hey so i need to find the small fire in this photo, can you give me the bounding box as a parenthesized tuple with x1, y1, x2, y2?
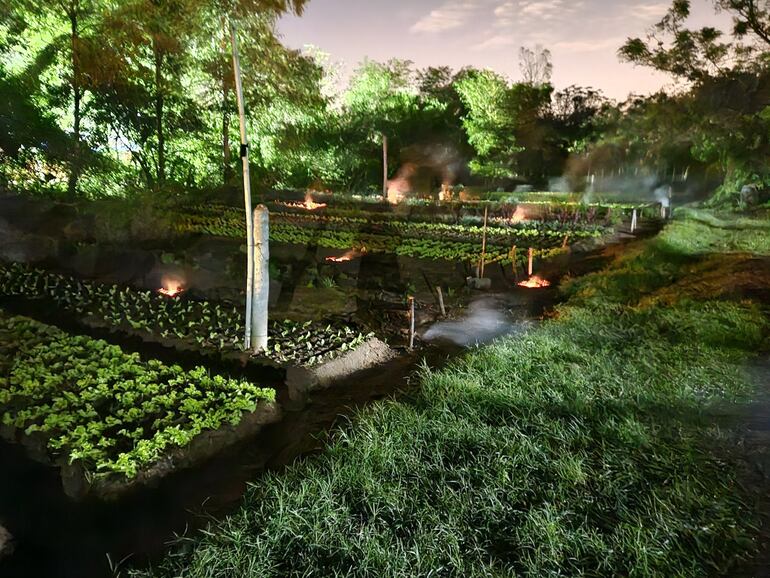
(509, 206, 528, 224)
(326, 248, 366, 263)
(518, 275, 551, 289)
(158, 284, 183, 297)
(282, 194, 327, 211)
(158, 275, 185, 297)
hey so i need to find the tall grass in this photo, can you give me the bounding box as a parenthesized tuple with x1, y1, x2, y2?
(139, 214, 770, 578)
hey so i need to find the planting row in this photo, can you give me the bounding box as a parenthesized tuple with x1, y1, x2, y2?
(253, 191, 655, 218)
(0, 264, 371, 367)
(0, 310, 275, 481)
(274, 211, 607, 244)
(177, 212, 574, 264)
(184, 201, 616, 234)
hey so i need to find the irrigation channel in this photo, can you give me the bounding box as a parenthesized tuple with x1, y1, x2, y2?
(0, 227, 649, 578)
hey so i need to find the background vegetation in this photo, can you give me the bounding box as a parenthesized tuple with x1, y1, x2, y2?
(1, 0, 768, 202)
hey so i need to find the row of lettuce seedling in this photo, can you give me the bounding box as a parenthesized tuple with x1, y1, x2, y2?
(177, 213, 577, 265)
(0, 311, 276, 480)
(180, 204, 610, 244)
(0, 264, 371, 367)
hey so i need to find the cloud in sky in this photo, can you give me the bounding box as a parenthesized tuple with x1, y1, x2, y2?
(410, 0, 482, 33)
(464, 0, 676, 52)
(278, 0, 732, 100)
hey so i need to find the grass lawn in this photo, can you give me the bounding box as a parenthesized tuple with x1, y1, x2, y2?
(139, 210, 770, 577)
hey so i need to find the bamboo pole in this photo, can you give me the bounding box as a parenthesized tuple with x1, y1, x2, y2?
(230, 20, 255, 350)
(479, 205, 489, 278)
(382, 134, 388, 199)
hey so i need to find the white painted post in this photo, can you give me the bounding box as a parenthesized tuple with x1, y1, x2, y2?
(230, 20, 255, 350)
(251, 206, 270, 353)
(631, 208, 638, 233)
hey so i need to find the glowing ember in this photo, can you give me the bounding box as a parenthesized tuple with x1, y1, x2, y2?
(158, 286, 182, 297)
(282, 194, 327, 211)
(325, 248, 365, 263)
(517, 275, 551, 289)
(509, 206, 527, 224)
(158, 281, 184, 297)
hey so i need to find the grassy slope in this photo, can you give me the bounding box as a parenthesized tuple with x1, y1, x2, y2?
(141, 211, 770, 578)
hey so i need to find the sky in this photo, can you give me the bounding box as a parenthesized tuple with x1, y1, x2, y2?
(278, 0, 733, 101)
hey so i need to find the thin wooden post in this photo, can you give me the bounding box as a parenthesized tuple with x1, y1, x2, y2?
(631, 208, 638, 233)
(382, 134, 388, 198)
(479, 205, 489, 278)
(436, 286, 446, 317)
(408, 296, 415, 349)
(562, 234, 570, 248)
(230, 20, 254, 350)
(511, 246, 518, 280)
(528, 247, 534, 277)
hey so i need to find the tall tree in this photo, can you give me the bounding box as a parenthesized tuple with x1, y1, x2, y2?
(519, 44, 553, 85)
(619, 0, 770, 199)
(7, 0, 106, 196)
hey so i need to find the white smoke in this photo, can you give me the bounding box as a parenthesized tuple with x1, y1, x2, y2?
(422, 298, 533, 347)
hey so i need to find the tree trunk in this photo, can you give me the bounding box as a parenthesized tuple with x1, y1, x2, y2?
(67, 4, 81, 197)
(154, 41, 165, 186)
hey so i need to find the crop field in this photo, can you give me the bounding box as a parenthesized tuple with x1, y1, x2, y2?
(4, 0, 770, 574)
(0, 311, 275, 482)
(174, 199, 630, 266)
(0, 264, 371, 367)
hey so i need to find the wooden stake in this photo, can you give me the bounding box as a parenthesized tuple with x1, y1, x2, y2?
(382, 134, 388, 199)
(562, 234, 570, 248)
(528, 247, 534, 277)
(511, 246, 518, 280)
(631, 208, 638, 233)
(408, 296, 415, 350)
(479, 205, 489, 278)
(436, 286, 446, 317)
(230, 20, 255, 350)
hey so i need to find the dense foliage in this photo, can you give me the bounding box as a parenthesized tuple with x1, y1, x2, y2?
(1, 0, 768, 199)
(0, 311, 275, 479)
(616, 0, 770, 203)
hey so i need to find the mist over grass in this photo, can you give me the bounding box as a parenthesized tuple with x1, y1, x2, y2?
(139, 212, 770, 578)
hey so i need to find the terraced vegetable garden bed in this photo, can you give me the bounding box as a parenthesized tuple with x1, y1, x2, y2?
(0, 311, 279, 499)
(0, 264, 372, 368)
(254, 190, 660, 221)
(176, 205, 589, 266)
